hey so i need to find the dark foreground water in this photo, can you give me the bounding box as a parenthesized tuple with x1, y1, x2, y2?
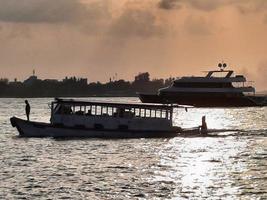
(0, 98, 266, 199)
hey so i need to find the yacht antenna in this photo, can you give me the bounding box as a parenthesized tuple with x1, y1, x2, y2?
(218, 62, 227, 71)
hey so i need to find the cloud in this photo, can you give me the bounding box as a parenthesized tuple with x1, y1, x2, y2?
(0, 0, 168, 38)
(241, 61, 267, 91)
(158, 0, 227, 11)
(256, 61, 267, 88)
(237, 0, 267, 15)
(187, 0, 228, 11)
(184, 16, 213, 35)
(158, 0, 182, 10)
(0, 0, 109, 24)
(158, 0, 267, 13)
(108, 9, 165, 38)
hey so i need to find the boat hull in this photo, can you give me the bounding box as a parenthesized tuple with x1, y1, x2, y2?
(10, 117, 180, 138)
(138, 93, 267, 107)
(138, 93, 167, 104)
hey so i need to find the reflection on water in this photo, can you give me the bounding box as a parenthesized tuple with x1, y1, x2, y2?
(0, 97, 266, 199)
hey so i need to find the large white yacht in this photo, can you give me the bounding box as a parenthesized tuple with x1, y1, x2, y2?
(139, 63, 267, 107)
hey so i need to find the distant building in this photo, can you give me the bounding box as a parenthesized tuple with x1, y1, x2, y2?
(79, 78, 88, 85)
(23, 75, 38, 86)
(23, 69, 39, 86)
(63, 76, 87, 85)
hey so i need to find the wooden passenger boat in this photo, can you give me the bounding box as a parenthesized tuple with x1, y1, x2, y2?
(10, 99, 183, 138)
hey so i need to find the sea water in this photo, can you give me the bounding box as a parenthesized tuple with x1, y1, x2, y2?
(0, 97, 266, 199)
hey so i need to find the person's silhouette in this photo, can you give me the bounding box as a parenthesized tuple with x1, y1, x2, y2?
(200, 116, 207, 135)
(25, 100, 31, 121)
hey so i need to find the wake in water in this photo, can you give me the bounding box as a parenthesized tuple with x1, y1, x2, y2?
(179, 128, 267, 137)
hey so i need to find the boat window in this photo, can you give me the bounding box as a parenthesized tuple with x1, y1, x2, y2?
(86, 109, 92, 116)
(54, 102, 172, 120)
(135, 108, 140, 117)
(101, 106, 107, 116)
(112, 108, 118, 117)
(96, 106, 102, 115)
(140, 109, 145, 117)
(54, 104, 73, 115)
(113, 108, 132, 118)
(90, 105, 94, 115)
(173, 82, 233, 88)
(75, 110, 84, 115)
(152, 109, 156, 118)
(161, 110, 166, 118)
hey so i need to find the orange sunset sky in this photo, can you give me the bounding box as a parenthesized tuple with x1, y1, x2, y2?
(0, 0, 266, 90)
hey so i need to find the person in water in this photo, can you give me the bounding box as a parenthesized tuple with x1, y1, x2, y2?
(25, 100, 31, 121)
(200, 115, 208, 135)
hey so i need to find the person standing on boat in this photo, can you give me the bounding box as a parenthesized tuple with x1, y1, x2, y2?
(25, 100, 31, 121)
(200, 116, 208, 135)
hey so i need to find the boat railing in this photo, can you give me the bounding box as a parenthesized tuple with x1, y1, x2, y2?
(233, 80, 254, 87)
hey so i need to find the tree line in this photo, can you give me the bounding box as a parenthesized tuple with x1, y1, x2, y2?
(0, 73, 175, 98)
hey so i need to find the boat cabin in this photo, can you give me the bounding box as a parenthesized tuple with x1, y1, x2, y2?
(50, 99, 176, 131)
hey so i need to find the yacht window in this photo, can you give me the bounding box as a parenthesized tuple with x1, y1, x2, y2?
(173, 82, 233, 88)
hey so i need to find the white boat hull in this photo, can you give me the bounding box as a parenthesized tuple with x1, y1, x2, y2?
(10, 117, 180, 138)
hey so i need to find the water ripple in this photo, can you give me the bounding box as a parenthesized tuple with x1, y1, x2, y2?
(0, 97, 266, 199)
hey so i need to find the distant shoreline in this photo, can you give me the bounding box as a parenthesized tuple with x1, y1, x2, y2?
(0, 72, 172, 99)
(0, 94, 139, 98)
(1, 92, 266, 99)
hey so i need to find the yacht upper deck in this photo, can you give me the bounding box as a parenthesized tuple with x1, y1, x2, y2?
(175, 70, 246, 83)
(175, 63, 248, 83)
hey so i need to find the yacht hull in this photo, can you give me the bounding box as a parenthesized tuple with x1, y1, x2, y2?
(139, 93, 267, 107)
(10, 117, 180, 138)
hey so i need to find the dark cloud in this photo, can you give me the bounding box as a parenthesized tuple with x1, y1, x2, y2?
(158, 0, 225, 11)
(0, 0, 109, 24)
(0, 0, 167, 38)
(109, 9, 165, 38)
(157, 0, 267, 12)
(158, 0, 182, 10)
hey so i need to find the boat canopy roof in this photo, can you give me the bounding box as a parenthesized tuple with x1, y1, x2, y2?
(52, 98, 178, 110)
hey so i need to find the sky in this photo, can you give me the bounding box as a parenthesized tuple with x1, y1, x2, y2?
(0, 0, 266, 90)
